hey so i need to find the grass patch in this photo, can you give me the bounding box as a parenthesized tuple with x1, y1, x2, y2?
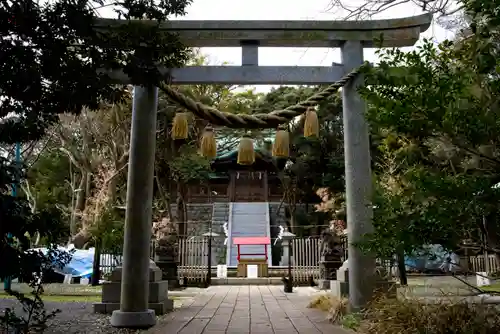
(0, 291, 181, 303)
(2, 283, 102, 296)
(360, 297, 500, 334)
(341, 313, 362, 330)
(309, 293, 500, 333)
(480, 282, 500, 292)
(0, 292, 101, 303)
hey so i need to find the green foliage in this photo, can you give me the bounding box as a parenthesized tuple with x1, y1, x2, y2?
(340, 313, 361, 331)
(1, 1, 192, 145)
(1, 246, 73, 333)
(262, 86, 345, 195)
(2, 0, 192, 330)
(169, 145, 212, 185)
(26, 149, 72, 211)
(89, 203, 124, 253)
(358, 0, 500, 258)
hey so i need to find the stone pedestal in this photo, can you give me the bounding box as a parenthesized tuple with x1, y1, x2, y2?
(317, 258, 343, 290)
(93, 264, 174, 315)
(156, 255, 180, 289)
(279, 242, 292, 266)
(329, 260, 398, 299)
(331, 260, 349, 297)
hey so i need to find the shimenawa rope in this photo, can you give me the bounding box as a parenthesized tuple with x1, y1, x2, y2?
(159, 62, 368, 129)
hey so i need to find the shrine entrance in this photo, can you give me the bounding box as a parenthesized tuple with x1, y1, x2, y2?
(98, 13, 434, 327)
(229, 171, 268, 202)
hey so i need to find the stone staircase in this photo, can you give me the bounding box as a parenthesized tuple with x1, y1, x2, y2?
(227, 203, 271, 267)
(210, 203, 229, 265)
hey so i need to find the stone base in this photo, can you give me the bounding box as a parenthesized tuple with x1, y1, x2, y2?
(94, 299, 174, 315)
(319, 259, 342, 281)
(110, 309, 156, 328)
(317, 279, 331, 290)
(156, 260, 180, 289)
(330, 281, 349, 297)
(101, 280, 169, 303)
(110, 265, 162, 282)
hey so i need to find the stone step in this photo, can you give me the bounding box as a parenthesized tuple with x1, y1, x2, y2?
(211, 277, 283, 285)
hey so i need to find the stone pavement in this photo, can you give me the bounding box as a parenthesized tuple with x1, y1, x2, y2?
(150, 286, 351, 334)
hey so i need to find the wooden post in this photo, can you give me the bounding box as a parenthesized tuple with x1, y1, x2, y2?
(264, 171, 269, 202)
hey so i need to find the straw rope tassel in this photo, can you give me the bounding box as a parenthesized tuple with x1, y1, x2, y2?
(303, 108, 319, 138)
(237, 134, 255, 165)
(171, 112, 189, 140)
(272, 126, 290, 158)
(200, 126, 217, 159)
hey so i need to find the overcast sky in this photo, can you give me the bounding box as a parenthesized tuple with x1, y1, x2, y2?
(102, 2, 455, 61)
(178, 0, 452, 66)
(97, 1, 456, 91)
(181, 1, 452, 91)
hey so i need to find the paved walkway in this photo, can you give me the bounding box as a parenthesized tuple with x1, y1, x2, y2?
(152, 286, 350, 334)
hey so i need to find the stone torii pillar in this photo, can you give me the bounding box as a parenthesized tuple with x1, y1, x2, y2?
(110, 86, 159, 328)
(341, 41, 374, 311)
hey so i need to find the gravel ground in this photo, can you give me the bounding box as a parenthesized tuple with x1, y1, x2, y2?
(0, 299, 173, 334)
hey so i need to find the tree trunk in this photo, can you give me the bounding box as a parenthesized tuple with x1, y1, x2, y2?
(155, 171, 173, 220)
(288, 207, 297, 234)
(484, 216, 500, 273)
(107, 176, 118, 202)
(176, 185, 187, 237)
(396, 249, 408, 285)
(172, 140, 188, 237)
(70, 172, 88, 239)
(75, 172, 87, 212)
(91, 241, 101, 286)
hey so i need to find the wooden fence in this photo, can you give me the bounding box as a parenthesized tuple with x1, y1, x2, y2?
(469, 254, 499, 273)
(101, 238, 500, 285)
(100, 253, 123, 276)
(99, 242, 156, 277)
(178, 237, 209, 283)
(291, 237, 321, 283)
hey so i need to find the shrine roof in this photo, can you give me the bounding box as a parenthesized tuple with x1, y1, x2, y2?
(233, 236, 271, 245)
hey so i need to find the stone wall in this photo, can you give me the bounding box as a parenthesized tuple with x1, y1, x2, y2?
(170, 203, 213, 236)
(269, 202, 287, 265)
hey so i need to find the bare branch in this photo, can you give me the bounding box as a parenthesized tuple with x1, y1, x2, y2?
(327, 0, 463, 22)
(59, 147, 85, 171)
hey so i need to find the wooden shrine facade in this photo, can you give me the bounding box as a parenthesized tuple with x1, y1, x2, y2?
(185, 150, 285, 203)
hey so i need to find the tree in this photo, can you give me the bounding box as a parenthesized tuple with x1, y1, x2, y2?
(1, 0, 192, 328)
(57, 99, 132, 245)
(326, 0, 469, 33)
(326, 0, 463, 19)
(23, 146, 72, 215)
(357, 0, 500, 264)
(252, 85, 346, 235)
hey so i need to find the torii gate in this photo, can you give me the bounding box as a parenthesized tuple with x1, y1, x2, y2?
(97, 14, 432, 327)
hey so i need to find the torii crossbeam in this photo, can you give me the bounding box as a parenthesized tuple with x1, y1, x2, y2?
(100, 14, 432, 328)
(95, 14, 431, 85)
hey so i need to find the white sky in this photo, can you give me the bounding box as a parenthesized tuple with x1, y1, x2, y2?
(101, 0, 455, 92)
(179, 0, 451, 66)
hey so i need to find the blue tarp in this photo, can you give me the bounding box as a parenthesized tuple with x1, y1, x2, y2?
(31, 245, 95, 278)
(404, 244, 460, 272)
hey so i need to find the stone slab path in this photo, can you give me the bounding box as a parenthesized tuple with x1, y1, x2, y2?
(149, 286, 351, 334)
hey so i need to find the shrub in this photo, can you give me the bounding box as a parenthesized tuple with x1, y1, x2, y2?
(307, 294, 348, 323)
(360, 297, 500, 334)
